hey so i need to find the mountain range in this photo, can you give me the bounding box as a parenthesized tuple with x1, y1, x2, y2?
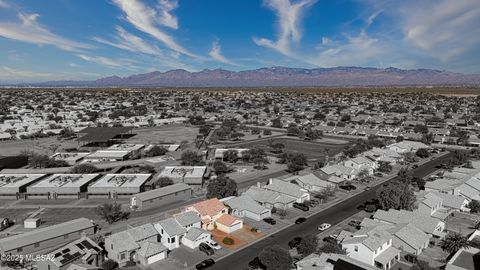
(28, 66, 480, 87)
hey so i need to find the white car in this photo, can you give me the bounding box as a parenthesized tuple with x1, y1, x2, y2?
(205, 239, 221, 250)
(318, 223, 331, 231)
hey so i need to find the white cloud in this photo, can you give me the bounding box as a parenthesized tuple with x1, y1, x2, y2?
(254, 0, 317, 56)
(0, 0, 9, 8)
(157, 0, 179, 29)
(0, 13, 90, 52)
(208, 40, 239, 66)
(77, 54, 133, 68)
(112, 0, 197, 58)
(310, 30, 388, 67)
(93, 26, 162, 55)
(0, 66, 55, 80)
(398, 0, 480, 61)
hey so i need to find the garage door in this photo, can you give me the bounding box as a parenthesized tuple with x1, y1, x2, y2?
(230, 222, 242, 232)
(147, 252, 166, 264)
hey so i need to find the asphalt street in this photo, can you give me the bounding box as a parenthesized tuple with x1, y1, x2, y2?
(209, 151, 454, 270)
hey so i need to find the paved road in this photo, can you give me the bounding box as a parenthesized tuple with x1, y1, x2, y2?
(209, 152, 454, 270)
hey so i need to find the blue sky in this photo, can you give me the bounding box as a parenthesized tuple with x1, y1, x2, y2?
(0, 0, 479, 82)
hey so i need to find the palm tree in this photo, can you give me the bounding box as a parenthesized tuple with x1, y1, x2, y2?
(439, 232, 470, 254)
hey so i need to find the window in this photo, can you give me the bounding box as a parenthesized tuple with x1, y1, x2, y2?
(120, 252, 126, 260)
(171, 237, 176, 243)
(161, 229, 164, 234)
(354, 246, 358, 252)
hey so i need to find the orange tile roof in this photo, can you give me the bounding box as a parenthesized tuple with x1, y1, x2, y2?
(190, 198, 226, 217)
(216, 214, 241, 226)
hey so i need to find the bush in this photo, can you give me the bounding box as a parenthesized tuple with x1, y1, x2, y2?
(70, 163, 98, 173)
(102, 259, 118, 270)
(223, 237, 235, 245)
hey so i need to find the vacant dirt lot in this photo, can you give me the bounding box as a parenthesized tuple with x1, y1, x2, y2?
(233, 137, 349, 162)
(126, 124, 199, 145)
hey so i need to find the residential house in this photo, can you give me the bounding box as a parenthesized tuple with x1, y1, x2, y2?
(373, 209, 446, 238)
(223, 195, 271, 221)
(321, 164, 358, 181)
(244, 185, 297, 210)
(105, 223, 167, 266)
(182, 195, 243, 235)
(341, 227, 400, 270)
(344, 156, 377, 175)
(264, 179, 310, 203)
(155, 218, 186, 250)
(0, 218, 95, 255)
(280, 173, 334, 193)
(37, 236, 103, 270)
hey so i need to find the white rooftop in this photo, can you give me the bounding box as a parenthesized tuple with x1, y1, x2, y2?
(0, 174, 46, 189)
(90, 174, 151, 188)
(30, 174, 99, 188)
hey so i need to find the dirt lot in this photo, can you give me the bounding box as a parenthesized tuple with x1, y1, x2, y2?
(211, 225, 263, 250)
(0, 137, 78, 156)
(126, 125, 199, 145)
(232, 137, 350, 162)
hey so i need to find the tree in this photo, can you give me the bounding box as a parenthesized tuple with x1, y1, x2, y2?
(223, 150, 239, 163)
(468, 200, 480, 213)
(414, 124, 429, 134)
(411, 260, 436, 270)
(181, 150, 204, 165)
(146, 145, 168, 157)
(102, 259, 119, 270)
(318, 242, 346, 254)
(416, 148, 430, 158)
(287, 153, 308, 173)
(312, 186, 336, 203)
(199, 125, 211, 136)
(271, 143, 285, 153)
(297, 234, 318, 256)
(213, 160, 229, 175)
(377, 161, 392, 173)
(287, 123, 301, 136)
(439, 232, 469, 254)
(206, 175, 237, 199)
(156, 177, 174, 188)
(272, 118, 282, 128)
(70, 163, 98, 173)
(258, 245, 292, 270)
(376, 180, 416, 210)
(96, 203, 130, 224)
(244, 148, 269, 169)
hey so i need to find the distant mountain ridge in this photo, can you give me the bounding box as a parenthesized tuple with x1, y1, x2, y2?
(29, 66, 480, 87)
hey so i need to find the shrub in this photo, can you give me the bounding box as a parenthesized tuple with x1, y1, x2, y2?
(223, 237, 235, 245)
(101, 259, 118, 270)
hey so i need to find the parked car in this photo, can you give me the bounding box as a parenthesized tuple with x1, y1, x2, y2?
(293, 202, 310, 211)
(374, 172, 383, 177)
(263, 217, 276, 225)
(339, 184, 356, 191)
(318, 223, 331, 231)
(204, 239, 221, 250)
(199, 243, 215, 256)
(348, 220, 361, 227)
(295, 217, 306, 224)
(412, 164, 419, 169)
(365, 185, 371, 190)
(288, 237, 303, 249)
(196, 258, 215, 270)
(248, 257, 266, 269)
